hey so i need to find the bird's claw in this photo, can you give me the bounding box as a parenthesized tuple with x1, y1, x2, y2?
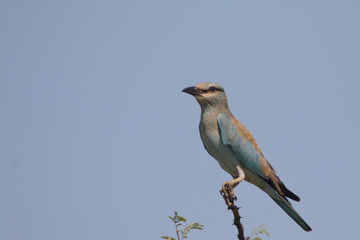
(220, 182, 237, 203)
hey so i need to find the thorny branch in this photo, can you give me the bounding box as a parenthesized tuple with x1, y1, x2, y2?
(220, 185, 247, 240)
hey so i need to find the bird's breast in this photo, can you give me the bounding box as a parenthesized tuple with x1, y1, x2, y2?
(199, 115, 241, 178)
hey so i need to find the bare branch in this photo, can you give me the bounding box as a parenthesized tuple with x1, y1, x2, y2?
(220, 187, 246, 240)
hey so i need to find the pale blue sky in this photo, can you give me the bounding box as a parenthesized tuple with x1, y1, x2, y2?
(1, 1, 360, 240)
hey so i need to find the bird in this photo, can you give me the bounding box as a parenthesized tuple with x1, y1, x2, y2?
(182, 82, 312, 232)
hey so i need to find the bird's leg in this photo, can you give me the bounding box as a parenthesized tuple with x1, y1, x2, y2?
(220, 166, 245, 205)
(220, 178, 241, 202)
(220, 167, 247, 240)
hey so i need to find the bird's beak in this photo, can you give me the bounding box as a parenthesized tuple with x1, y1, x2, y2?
(182, 86, 201, 96)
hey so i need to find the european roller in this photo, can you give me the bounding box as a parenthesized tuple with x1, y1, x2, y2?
(182, 82, 311, 232)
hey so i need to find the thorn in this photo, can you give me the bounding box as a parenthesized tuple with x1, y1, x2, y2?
(230, 205, 239, 210)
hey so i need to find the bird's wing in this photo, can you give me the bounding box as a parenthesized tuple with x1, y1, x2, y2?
(217, 113, 312, 231)
(217, 112, 269, 179)
(217, 113, 300, 201)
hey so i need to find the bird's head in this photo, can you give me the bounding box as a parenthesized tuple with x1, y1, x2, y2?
(182, 82, 229, 110)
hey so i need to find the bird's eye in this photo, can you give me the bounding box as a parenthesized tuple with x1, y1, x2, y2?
(209, 87, 217, 92)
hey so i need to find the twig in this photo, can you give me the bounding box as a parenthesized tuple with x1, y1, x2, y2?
(220, 186, 246, 240)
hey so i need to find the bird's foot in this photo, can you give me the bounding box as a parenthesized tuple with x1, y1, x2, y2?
(220, 181, 237, 204)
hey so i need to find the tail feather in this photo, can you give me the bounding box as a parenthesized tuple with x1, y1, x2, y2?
(270, 167, 301, 202)
(279, 183, 300, 202)
(270, 194, 312, 232)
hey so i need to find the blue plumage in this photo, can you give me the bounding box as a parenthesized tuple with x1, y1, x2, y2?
(218, 113, 263, 177)
(183, 82, 312, 232)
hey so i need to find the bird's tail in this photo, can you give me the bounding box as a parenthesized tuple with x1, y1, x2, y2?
(270, 194, 312, 232)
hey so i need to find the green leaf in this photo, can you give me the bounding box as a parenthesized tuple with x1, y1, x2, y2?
(163, 211, 204, 240)
(161, 236, 175, 240)
(251, 237, 262, 240)
(249, 224, 270, 240)
(177, 216, 186, 222)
